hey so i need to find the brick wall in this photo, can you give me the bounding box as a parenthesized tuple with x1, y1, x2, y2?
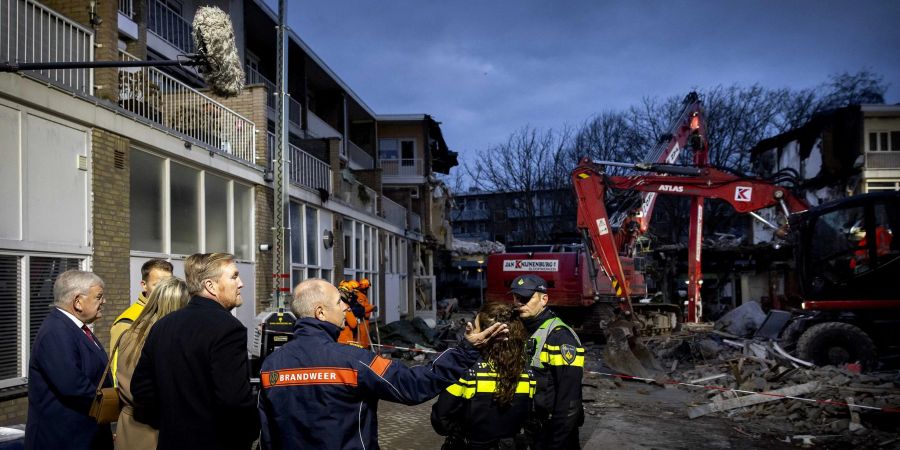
(91, 129, 131, 349)
(210, 85, 269, 166)
(255, 186, 274, 313)
(0, 392, 27, 426)
(42, 1, 118, 100)
(354, 169, 383, 196)
(124, 0, 148, 59)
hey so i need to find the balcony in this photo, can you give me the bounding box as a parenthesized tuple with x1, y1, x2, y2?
(381, 158, 424, 177)
(1, 0, 94, 95)
(865, 151, 900, 170)
(348, 140, 374, 170)
(307, 109, 341, 139)
(245, 65, 275, 111)
(268, 133, 332, 193)
(118, 50, 256, 163)
(381, 196, 408, 229)
(339, 177, 378, 215)
(118, 0, 134, 18)
(147, 0, 194, 55)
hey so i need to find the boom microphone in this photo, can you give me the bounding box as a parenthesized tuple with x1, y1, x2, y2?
(192, 6, 244, 98)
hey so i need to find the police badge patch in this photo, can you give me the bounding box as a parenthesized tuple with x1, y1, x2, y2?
(560, 344, 577, 365)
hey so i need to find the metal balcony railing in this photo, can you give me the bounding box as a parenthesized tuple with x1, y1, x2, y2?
(147, 0, 194, 54)
(381, 158, 424, 177)
(245, 65, 275, 111)
(348, 140, 374, 169)
(381, 196, 408, 229)
(118, 0, 134, 18)
(288, 143, 331, 193)
(288, 95, 302, 127)
(118, 50, 256, 163)
(1, 0, 94, 94)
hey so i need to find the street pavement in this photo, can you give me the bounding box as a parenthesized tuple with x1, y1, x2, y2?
(378, 397, 447, 449)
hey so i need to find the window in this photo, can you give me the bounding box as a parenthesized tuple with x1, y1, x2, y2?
(342, 219, 380, 309)
(205, 173, 229, 252)
(130, 151, 164, 253)
(290, 202, 327, 287)
(867, 181, 900, 192)
(129, 150, 254, 260)
(379, 139, 398, 160)
(233, 183, 254, 260)
(379, 138, 416, 165)
(401, 141, 415, 166)
(868, 131, 900, 152)
(171, 162, 200, 255)
(0, 254, 83, 388)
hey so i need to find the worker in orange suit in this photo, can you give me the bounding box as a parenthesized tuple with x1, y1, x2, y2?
(337, 279, 375, 349)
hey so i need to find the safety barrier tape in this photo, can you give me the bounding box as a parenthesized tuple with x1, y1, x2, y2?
(587, 371, 900, 413)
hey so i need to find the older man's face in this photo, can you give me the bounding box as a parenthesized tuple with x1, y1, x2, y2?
(75, 284, 105, 324)
(319, 285, 349, 329)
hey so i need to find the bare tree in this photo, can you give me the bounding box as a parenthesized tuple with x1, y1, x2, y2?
(465, 125, 572, 243)
(816, 70, 887, 111)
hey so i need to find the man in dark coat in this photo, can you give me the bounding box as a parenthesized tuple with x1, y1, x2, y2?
(132, 253, 259, 450)
(25, 270, 112, 450)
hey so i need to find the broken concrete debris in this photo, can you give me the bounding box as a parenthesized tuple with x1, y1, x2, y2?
(642, 329, 899, 446)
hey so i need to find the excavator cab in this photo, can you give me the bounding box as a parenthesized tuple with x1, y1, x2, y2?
(785, 191, 900, 369)
(793, 191, 900, 300)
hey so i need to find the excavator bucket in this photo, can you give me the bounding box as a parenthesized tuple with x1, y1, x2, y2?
(601, 318, 663, 379)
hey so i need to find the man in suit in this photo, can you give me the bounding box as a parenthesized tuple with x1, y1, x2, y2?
(25, 269, 113, 450)
(132, 253, 259, 450)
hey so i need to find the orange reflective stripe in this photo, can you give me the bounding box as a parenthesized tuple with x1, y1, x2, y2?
(369, 355, 392, 377)
(261, 367, 358, 389)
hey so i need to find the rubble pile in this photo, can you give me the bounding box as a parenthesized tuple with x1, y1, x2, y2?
(646, 332, 900, 447)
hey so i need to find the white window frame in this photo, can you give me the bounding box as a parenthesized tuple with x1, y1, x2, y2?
(867, 130, 900, 152)
(290, 202, 330, 285)
(342, 218, 380, 315)
(0, 252, 87, 388)
(130, 149, 255, 262)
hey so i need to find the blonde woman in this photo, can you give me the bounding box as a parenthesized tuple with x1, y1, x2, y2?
(114, 276, 189, 450)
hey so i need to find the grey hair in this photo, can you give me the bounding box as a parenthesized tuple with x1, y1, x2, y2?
(291, 279, 332, 318)
(53, 270, 104, 307)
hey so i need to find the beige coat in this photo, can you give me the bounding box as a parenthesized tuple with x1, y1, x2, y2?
(114, 331, 158, 450)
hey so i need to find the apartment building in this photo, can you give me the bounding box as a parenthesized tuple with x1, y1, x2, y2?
(0, 0, 456, 423)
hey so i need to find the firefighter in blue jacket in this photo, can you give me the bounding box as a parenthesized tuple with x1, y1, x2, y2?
(510, 274, 585, 449)
(258, 279, 508, 450)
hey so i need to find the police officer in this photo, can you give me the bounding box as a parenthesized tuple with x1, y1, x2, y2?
(258, 279, 508, 450)
(509, 274, 584, 449)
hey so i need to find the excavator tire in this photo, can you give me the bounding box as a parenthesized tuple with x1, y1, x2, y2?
(797, 322, 876, 370)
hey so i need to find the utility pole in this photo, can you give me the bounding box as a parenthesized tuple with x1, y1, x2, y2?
(272, 0, 290, 309)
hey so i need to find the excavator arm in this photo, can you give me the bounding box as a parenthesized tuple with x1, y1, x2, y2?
(573, 158, 808, 322)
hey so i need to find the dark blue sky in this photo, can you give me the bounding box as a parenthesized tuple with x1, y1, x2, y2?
(270, 0, 900, 166)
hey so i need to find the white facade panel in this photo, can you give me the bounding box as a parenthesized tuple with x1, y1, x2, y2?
(24, 114, 88, 246)
(0, 103, 21, 240)
(384, 273, 401, 323)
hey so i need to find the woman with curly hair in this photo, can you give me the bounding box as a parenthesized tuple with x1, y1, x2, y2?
(431, 302, 535, 450)
(114, 277, 190, 450)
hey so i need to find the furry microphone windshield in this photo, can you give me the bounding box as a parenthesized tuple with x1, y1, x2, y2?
(192, 7, 245, 98)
